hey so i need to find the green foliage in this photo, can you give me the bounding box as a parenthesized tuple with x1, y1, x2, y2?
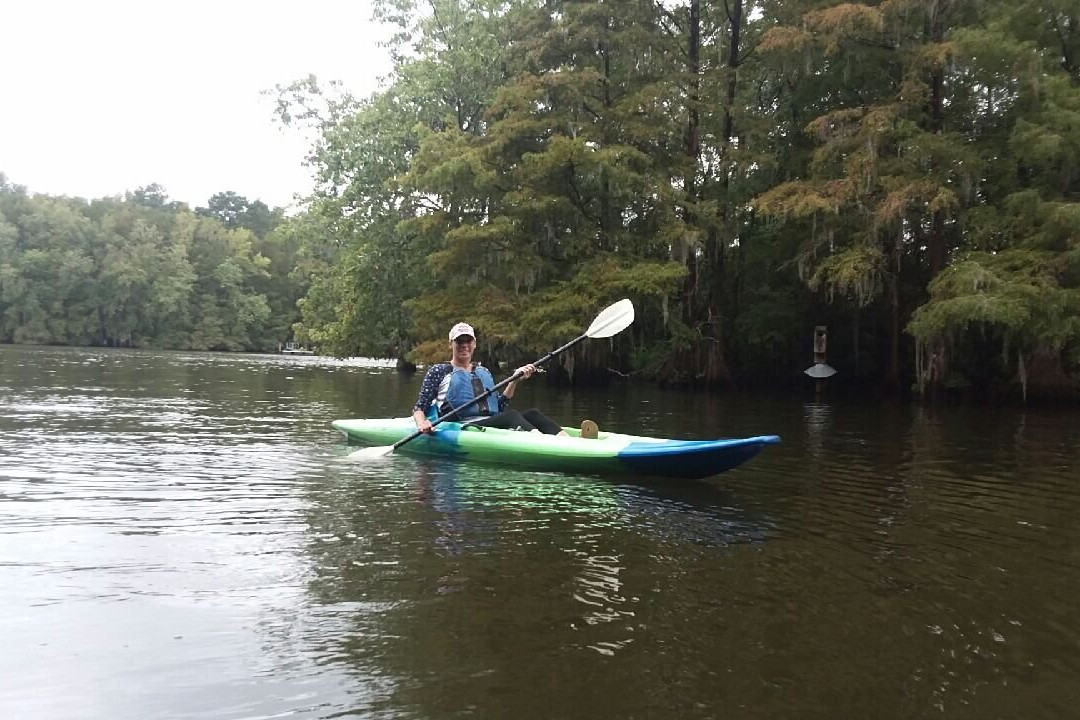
(808, 244, 887, 307)
(261, 0, 1079, 393)
(0, 180, 294, 351)
(198, 191, 283, 236)
(742, 0, 1080, 393)
(909, 251, 1080, 350)
(735, 285, 804, 358)
(12, 0, 1063, 394)
(908, 250, 1080, 395)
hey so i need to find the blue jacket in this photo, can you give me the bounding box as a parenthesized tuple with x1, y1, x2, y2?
(443, 365, 499, 418)
(413, 363, 508, 420)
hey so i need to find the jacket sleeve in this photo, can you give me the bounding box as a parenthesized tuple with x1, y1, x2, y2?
(413, 365, 447, 413)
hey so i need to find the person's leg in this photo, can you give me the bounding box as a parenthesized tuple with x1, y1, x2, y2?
(470, 409, 538, 431)
(520, 408, 566, 436)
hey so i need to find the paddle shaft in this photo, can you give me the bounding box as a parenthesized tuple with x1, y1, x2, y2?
(392, 332, 589, 451)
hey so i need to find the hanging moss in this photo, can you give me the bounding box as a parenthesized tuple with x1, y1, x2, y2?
(908, 251, 1080, 397)
(808, 244, 887, 307)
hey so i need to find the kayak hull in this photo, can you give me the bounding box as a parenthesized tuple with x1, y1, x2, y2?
(332, 418, 780, 480)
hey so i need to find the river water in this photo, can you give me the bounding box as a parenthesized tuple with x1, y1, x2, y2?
(1, 345, 1078, 719)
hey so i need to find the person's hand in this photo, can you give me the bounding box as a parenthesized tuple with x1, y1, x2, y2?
(416, 417, 434, 434)
(515, 364, 537, 380)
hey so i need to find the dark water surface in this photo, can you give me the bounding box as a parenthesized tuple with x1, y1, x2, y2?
(2, 345, 1078, 719)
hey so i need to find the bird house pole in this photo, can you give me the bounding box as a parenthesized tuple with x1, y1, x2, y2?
(804, 325, 837, 399)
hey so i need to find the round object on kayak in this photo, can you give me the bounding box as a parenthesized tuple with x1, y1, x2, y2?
(580, 419, 599, 439)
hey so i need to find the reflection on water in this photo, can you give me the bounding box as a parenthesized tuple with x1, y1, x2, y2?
(2, 346, 1079, 719)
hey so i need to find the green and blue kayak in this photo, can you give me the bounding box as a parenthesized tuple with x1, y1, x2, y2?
(332, 417, 780, 479)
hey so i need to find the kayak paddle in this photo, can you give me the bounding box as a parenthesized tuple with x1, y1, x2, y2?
(348, 298, 635, 460)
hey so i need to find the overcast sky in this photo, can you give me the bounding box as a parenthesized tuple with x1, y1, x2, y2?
(1, 0, 392, 210)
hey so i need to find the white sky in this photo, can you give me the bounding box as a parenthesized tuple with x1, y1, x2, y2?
(1, 0, 393, 210)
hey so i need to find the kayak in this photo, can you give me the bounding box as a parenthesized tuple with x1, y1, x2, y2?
(332, 417, 780, 479)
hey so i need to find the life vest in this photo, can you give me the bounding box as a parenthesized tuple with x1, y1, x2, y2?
(441, 365, 499, 419)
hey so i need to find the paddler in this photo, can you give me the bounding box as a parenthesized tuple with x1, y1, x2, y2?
(411, 322, 568, 436)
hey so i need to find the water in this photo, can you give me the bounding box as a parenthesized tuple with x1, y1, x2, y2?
(1, 345, 1078, 719)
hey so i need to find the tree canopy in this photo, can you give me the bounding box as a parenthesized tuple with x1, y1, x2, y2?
(6, 0, 1080, 400)
(0, 177, 302, 352)
(269, 0, 1079, 399)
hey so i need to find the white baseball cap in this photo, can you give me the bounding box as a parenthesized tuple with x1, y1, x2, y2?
(448, 322, 475, 341)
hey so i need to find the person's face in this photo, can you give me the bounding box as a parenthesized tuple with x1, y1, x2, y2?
(451, 335, 475, 362)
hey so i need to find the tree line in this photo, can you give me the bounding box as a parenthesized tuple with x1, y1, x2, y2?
(0, 180, 304, 352)
(5, 0, 1079, 400)
(271, 0, 1079, 400)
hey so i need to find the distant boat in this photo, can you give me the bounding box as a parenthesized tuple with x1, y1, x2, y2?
(281, 342, 315, 355)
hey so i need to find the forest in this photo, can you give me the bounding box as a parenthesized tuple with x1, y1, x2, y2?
(3, 0, 1080, 400)
(0, 182, 302, 353)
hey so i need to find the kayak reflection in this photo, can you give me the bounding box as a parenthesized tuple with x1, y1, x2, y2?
(408, 458, 771, 554)
(306, 453, 775, 711)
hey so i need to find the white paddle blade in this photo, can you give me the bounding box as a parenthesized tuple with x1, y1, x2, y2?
(585, 298, 635, 338)
(347, 445, 396, 461)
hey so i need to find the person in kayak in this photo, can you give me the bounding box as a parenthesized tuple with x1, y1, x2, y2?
(411, 322, 568, 436)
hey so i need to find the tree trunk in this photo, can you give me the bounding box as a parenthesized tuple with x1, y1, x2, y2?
(600, 37, 614, 251)
(852, 307, 860, 375)
(927, 2, 946, 277)
(722, 0, 742, 146)
(706, 0, 742, 386)
(681, 0, 701, 325)
(888, 234, 902, 391)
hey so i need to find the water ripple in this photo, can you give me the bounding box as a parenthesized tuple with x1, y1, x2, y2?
(3, 347, 1080, 719)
